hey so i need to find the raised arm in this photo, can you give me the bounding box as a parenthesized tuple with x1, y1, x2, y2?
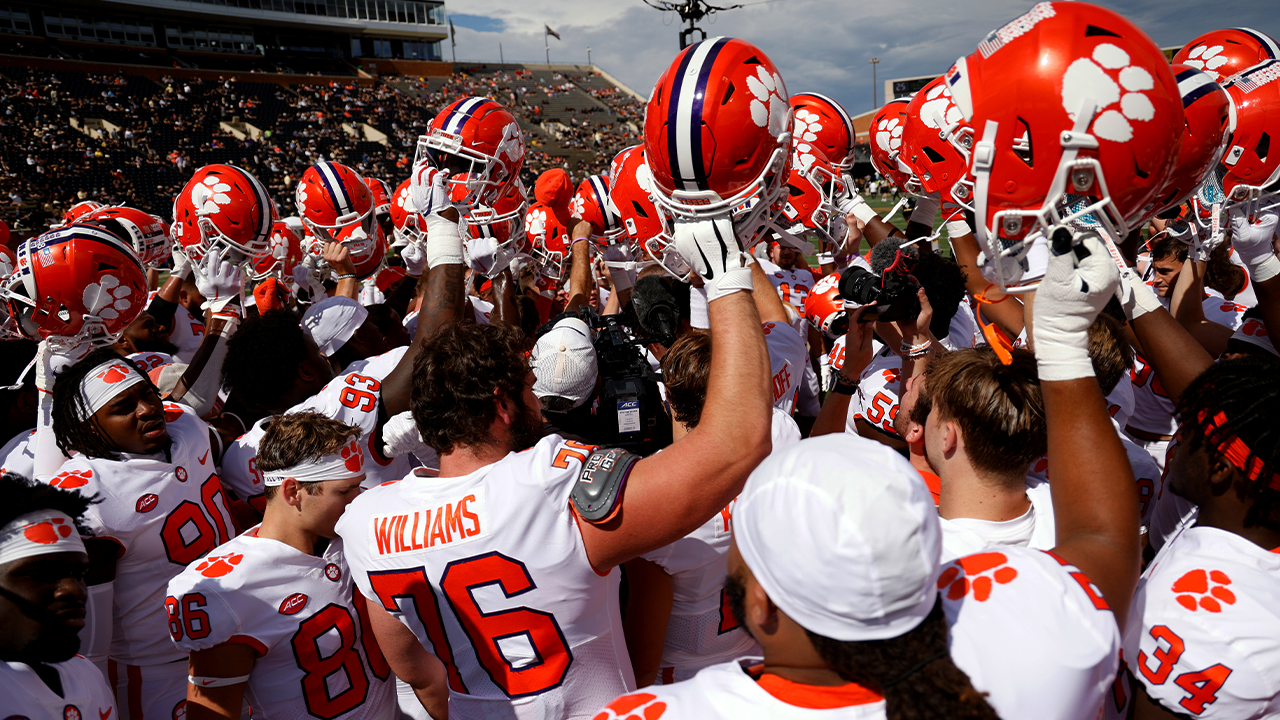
(1229, 207, 1280, 343)
(1035, 229, 1139, 630)
(948, 226, 1025, 338)
(1169, 256, 1233, 357)
(380, 171, 468, 417)
(564, 221, 594, 313)
(1124, 268, 1214, 405)
(577, 218, 772, 571)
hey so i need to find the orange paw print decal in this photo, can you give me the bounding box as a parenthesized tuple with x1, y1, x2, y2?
(50, 470, 93, 489)
(938, 552, 1018, 602)
(340, 440, 364, 473)
(196, 553, 244, 578)
(1172, 569, 1235, 613)
(94, 364, 131, 384)
(164, 403, 184, 423)
(24, 516, 74, 544)
(592, 693, 667, 720)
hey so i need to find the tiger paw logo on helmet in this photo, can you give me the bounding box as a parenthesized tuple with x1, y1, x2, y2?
(1062, 43, 1158, 143)
(792, 110, 824, 173)
(592, 693, 666, 720)
(918, 83, 963, 132)
(192, 175, 234, 214)
(746, 66, 789, 137)
(83, 275, 134, 321)
(1172, 569, 1236, 613)
(196, 553, 244, 578)
(1182, 44, 1230, 80)
(569, 193, 587, 219)
(938, 551, 1018, 602)
(875, 117, 904, 157)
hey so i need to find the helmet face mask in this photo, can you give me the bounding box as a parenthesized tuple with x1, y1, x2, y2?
(417, 98, 525, 211)
(1217, 60, 1280, 213)
(174, 164, 273, 270)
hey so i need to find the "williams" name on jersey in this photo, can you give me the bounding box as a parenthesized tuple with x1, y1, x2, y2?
(370, 491, 488, 556)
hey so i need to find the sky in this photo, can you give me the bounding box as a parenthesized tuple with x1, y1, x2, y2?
(444, 0, 1280, 117)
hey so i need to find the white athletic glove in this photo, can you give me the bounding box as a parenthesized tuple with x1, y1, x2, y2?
(197, 247, 244, 313)
(292, 262, 326, 302)
(1117, 264, 1162, 322)
(401, 241, 427, 277)
(1228, 206, 1280, 283)
(1032, 227, 1120, 381)
(465, 235, 515, 278)
(671, 217, 751, 301)
(381, 411, 432, 458)
(359, 278, 385, 307)
(170, 246, 194, 280)
(411, 165, 455, 218)
(837, 191, 879, 225)
(602, 242, 635, 291)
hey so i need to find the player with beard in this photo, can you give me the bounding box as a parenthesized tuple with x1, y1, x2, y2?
(338, 172, 773, 716)
(0, 473, 117, 718)
(50, 349, 236, 720)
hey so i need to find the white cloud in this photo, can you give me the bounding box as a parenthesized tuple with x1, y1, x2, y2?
(444, 0, 1280, 117)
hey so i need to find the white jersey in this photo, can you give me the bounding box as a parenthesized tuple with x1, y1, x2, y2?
(166, 530, 397, 720)
(757, 260, 818, 316)
(337, 434, 634, 720)
(764, 321, 808, 416)
(853, 350, 903, 438)
(221, 347, 413, 502)
(1026, 434, 1163, 533)
(945, 547, 1121, 720)
(643, 502, 758, 684)
(1123, 525, 1280, 719)
(0, 656, 118, 720)
(1127, 352, 1177, 437)
(938, 480, 1056, 563)
(170, 303, 205, 364)
(54, 402, 234, 665)
(595, 660, 886, 720)
(0, 428, 35, 479)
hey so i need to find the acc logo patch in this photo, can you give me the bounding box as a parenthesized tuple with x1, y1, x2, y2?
(279, 593, 309, 615)
(135, 494, 159, 513)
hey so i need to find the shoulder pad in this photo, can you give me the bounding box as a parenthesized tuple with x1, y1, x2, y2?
(571, 448, 641, 524)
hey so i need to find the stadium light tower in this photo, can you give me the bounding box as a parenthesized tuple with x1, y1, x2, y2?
(643, 0, 747, 49)
(870, 57, 880, 108)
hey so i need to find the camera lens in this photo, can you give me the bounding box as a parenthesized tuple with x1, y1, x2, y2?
(836, 266, 882, 305)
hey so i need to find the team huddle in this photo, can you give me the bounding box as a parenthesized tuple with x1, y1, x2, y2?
(2, 2, 1280, 719)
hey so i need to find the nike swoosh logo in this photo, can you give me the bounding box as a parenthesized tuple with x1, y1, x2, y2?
(199, 450, 209, 465)
(202, 678, 217, 686)
(100, 710, 112, 720)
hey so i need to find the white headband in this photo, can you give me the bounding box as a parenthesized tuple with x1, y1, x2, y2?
(78, 360, 146, 420)
(0, 510, 87, 566)
(262, 437, 366, 487)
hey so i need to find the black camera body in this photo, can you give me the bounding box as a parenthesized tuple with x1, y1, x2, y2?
(576, 309, 672, 456)
(837, 263, 921, 323)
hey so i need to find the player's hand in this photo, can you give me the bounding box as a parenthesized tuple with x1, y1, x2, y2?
(411, 165, 455, 218)
(323, 241, 357, 277)
(1032, 227, 1119, 381)
(400, 241, 427, 277)
(671, 216, 751, 300)
(170, 245, 194, 280)
(253, 276, 289, 313)
(292, 262, 326, 303)
(1117, 264, 1161, 322)
(1228, 206, 1280, 282)
(465, 235, 515, 278)
(842, 305, 876, 380)
(198, 246, 245, 312)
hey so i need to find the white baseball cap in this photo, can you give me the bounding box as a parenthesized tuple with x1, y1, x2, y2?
(531, 317, 598, 408)
(301, 296, 368, 357)
(734, 434, 942, 642)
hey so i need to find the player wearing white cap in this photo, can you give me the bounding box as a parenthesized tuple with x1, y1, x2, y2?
(48, 349, 236, 720)
(338, 194, 774, 718)
(596, 229, 1140, 720)
(166, 412, 402, 720)
(0, 473, 117, 719)
(301, 295, 391, 374)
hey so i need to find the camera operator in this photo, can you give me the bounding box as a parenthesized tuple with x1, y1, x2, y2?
(531, 315, 601, 444)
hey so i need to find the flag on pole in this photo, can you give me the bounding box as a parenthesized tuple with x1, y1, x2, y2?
(545, 25, 561, 41)
(449, 19, 456, 47)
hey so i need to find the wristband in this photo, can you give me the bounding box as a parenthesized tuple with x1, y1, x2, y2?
(608, 267, 634, 292)
(817, 251, 835, 265)
(831, 375, 859, 395)
(849, 197, 879, 225)
(334, 273, 357, 280)
(424, 212, 465, 269)
(911, 195, 940, 228)
(945, 219, 972, 239)
(706, 265, 753, 301)
(1250, 254, 1280, 284)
